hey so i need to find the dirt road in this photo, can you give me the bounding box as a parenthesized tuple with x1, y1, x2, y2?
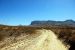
(0, 29, 69, 50)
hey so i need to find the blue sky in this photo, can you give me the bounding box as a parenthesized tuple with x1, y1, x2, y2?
(0, 0, 75, 25)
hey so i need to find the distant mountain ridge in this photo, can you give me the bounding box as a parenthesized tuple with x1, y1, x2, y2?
(31, 20, 75, 27)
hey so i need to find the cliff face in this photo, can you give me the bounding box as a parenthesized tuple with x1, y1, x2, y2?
(31, 20, 75, 27)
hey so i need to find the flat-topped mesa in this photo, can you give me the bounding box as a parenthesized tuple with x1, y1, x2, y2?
(31, 20, 75, 27)
(0, 29, 69, 50)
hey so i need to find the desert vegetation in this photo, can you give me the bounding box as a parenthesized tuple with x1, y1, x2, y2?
(0, 25, 75, 50)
